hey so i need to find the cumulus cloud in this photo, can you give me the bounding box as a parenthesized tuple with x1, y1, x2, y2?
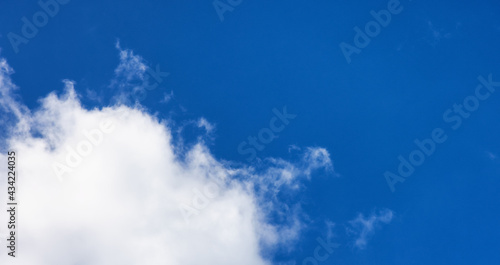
(0, 54, 334, 264)
(347, 209, 393, 249)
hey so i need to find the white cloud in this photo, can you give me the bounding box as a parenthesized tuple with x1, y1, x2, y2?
(347, 209, 393, 249)
(197, 117, 215, 133)
(0, 56, 334, 264)
(0, 58, 31, 138)
(302, 147, 334, 177)
(113, 41, 147, 82)
(109, 41, 150, 105)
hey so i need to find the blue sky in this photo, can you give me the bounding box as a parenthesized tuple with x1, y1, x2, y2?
(1, 0, 500, 264)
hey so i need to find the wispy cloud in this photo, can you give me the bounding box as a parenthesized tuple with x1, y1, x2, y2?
(347, 209, 394, 249)
(423, 20, 462, 47)
(487, 151, 497, 160)
(113, 41, 147, 82)
(160, 90, 174, 104)
(197, 117, 215, 133)
(0, 58, 31, 139)
(302, 147, 335, 177)
(109, 41, 170, 105)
